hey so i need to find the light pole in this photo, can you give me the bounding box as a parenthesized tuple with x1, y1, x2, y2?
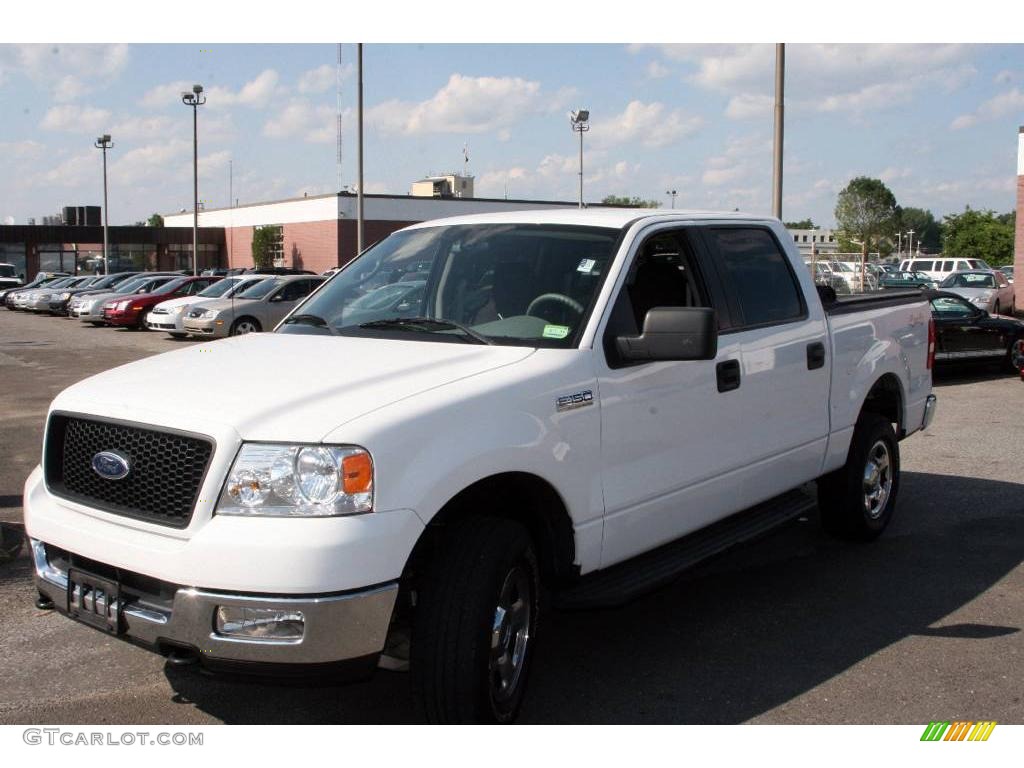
(181, 84, 206, 275)
(895, 231, 902, 261)
(357, 43, 364, 254)
(666, 189, 677, 209)
(570, 109, 590, 208)
(906, 230, 915, 262)
(93, 134, 113, 275)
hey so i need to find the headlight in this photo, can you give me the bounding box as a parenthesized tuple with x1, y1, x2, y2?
(172, 305, 185, 315)
(60, 292, 71, 300)
(116, 300, 130, 310)
(217, 444, 373, 517)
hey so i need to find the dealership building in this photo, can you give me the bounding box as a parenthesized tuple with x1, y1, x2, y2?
(163, 181, 596, 274)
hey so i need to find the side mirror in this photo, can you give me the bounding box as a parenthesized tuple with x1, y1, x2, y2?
(616, 306, 718, 362)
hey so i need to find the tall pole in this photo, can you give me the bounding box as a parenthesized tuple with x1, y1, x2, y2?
(182, 84, 205, 276)
(771, 43, 785, 220)
(229, 159, 233, 270)
(357, 43, 364, 254)
(907, 230, 915, 260)
(192, 100, 199, 275)
(570, 109, 589, 209)
(578, 127, 584, 208)
(94, 135, 113, 275)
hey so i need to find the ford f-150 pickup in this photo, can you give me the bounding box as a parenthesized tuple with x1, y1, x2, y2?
(24, 209, 937, 723)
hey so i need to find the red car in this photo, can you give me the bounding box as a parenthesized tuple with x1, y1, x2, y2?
(101, 275, 221, 328)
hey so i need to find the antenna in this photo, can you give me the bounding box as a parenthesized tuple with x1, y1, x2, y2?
(342, 43, 350, 192)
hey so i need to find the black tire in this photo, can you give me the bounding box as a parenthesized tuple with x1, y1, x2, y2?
(1006, 337, 1024, 373)
(410, 516, 540, 724)
(817, 412, 900, 541)
(230, 317, 261, 336)
(169, 332, 189, 340)
(994, 301, 1001, 316)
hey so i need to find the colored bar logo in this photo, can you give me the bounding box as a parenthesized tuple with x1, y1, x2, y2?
(920, 721, 997, 741)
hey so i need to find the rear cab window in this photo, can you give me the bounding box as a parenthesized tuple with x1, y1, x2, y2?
(700, 227, 806, 330)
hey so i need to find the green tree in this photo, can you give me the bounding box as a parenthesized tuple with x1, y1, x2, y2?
(941, 207, 1015, 267)
(784, 219, 815, 229)
(896, 207, 940, 252)
(601, 194, 660, 208)
(834, 177, 899, 265)
(251, 226, 277, 270)
(147, 213, 164, 227)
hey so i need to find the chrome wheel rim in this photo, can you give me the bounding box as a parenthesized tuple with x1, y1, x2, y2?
(1011, 340, 1024, 370)
(235, 321, 257, 335)
(489, 565, 532, 705)
(862, 440, 892, 519)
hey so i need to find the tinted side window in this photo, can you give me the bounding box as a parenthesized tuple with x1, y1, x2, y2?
(706, 228, 804, 327)
(940, 261, 953, 272)
(914, 260, 934, 271)
(278, 281, 309, 301)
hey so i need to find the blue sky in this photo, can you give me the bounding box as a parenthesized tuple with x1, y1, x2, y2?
(1, 43, 1022, 227)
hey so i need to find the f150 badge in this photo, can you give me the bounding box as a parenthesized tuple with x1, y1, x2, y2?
(556, 390, 594, 412)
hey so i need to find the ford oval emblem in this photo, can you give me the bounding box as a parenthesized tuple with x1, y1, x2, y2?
(91, 450, 130, 481)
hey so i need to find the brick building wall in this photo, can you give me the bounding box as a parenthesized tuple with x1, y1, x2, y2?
(284, 219, 341, 273)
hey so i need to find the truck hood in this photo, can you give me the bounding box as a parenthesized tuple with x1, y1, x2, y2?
(51, 333, 536, 442)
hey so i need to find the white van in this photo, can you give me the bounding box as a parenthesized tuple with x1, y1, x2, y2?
(899, 257, 990, 280)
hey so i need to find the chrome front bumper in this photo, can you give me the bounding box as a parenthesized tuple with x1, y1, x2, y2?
(31, 538, 398, 667)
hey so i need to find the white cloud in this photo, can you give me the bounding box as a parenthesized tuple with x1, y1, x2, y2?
(366, 74, 543, 134)
(298, 63, 350, 94)
(0, 44, 129, 101)
(879, 166, 913, 183)
(725, 93, 772, 120)
(637, 44, 975, 118)
(950, 88, 1024, 130)
(262, 99, 336, 143)
(35, 152, 96, 188)
(110, 115, 175, 141)
(646, 60, 670, 79)
(595, 100, 702, 148)
(0, 139, 46, 160)
(40, 104, 112, 132)
(141, 70, 280, 109)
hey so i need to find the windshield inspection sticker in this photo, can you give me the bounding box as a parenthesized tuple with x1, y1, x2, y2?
(577, 258, 597, 274)
(542, 324, 571, 339)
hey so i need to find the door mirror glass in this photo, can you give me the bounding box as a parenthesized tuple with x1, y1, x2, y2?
(616, 306, 718, 362)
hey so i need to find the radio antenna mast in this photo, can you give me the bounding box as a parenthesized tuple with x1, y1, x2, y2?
(342, 42, 350, 192)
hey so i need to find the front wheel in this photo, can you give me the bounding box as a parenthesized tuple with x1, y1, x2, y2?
(817, 412, 900, 541)
(410, 517, 540, 724)
(230, 317, 261, 336)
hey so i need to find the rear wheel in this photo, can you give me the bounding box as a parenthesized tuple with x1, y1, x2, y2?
(410, 517, 540, 724)
(169, 332, 188, 340)
(994, 301, 1001, 315)
(1006, 338, 1024, 373)
(230, 317, 261, 336)
(817, 412, 900, 541)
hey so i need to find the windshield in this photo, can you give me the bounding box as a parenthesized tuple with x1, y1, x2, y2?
(941, 273, 995, 288)
(45, 277, 77, 289)
(113, 276, 151, 294)
(155, 277, 189, 295)
(0, 265, 15, 278)
(282, 223, 620, 347)
(236, 277, 281, 299)
(195, 278, 236, 298)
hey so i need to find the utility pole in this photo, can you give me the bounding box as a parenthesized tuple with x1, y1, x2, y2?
(771, 43, 785, 220)
(666, 189, 677, 209)
(93, 134, 113, 275)
(357, 43, 364, 255)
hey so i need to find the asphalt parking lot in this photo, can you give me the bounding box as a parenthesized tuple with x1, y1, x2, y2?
(0, 308, 1021, 724)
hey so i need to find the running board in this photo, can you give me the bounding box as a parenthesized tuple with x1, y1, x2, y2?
(555, 489, 816, 610)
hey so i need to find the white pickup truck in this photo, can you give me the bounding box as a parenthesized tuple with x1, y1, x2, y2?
(25, 209, 936, 723)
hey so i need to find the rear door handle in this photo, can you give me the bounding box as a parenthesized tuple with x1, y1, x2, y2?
(716, 359, 741, 392)
(807, 341, 826, 370)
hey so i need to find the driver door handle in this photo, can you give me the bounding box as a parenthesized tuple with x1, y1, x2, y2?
(716, 359, 741, 392)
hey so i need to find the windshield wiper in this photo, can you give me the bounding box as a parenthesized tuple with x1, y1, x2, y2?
(283, 313, 338, 334)
(358, 316, 493, 345)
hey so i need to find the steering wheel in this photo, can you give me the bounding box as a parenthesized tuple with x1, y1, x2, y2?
(526, 293, 585, 318)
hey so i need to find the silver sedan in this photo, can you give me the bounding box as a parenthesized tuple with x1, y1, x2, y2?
(183, 275, 324, 338)
(938, 270, 1015, 315)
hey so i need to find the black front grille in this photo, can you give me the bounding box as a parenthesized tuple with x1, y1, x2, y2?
(45, 414, 215, 529)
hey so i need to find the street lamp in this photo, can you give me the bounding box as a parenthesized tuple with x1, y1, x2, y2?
(181, 84, 206, 275)
(666, 189, 677, 209)
(93, 134, 113, 275)
(569, 109, 590, 209)
(906, 230, 915, 262)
